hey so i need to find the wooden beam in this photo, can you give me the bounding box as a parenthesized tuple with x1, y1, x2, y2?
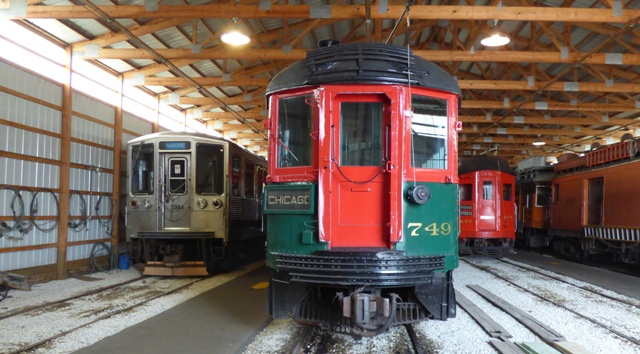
(141, 76, 269, 87)
(80, 48, 640, 65)
(16, 5, 640, 23)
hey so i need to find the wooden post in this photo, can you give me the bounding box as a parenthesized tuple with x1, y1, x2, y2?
(111, 76, 124, 256)
(57, 47, 73, 279)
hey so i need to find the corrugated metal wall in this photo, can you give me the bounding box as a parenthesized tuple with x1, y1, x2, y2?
(0, 59, 154, 274)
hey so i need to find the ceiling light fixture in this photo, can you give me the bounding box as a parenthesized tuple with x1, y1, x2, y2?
(532, 135, 545, 146)
(481, 20, 510, 47)
(221, 18, 250, 46)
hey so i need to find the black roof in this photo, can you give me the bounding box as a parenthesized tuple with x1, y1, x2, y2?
(266, 42, 461, 97)
(459, 156, 516, 175)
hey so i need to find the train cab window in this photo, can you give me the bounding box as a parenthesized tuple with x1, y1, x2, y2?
(131, 143, 154, 195)
(340, 102, 383, 166)
(277, 95, 314, 168)
(503, 184, 513, 201)
(460, 184, 473, 201)
(483, 181, 493, 200)
(232, 155, 241, 196)
(168, 158, 187, 194)
(195, 144, 224, 195)
(536, 186, 551, 207)
(245, 162, 255, 197)
(410, 95, 448, 169)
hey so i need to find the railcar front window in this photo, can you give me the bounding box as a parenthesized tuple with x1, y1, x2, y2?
(410, 95, 448, 169)
(483, 181, 493, 200)
(277, 95, 313, 168)
(195, 144, 224, 195)
(340, 102, 383, 166)
(131, 143, 154, 195)
(168, 158, 187, 195)
(535, 186, 551, 207)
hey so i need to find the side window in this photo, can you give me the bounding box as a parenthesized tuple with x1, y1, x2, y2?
(277, 95, 313, 167)
(460, 183, 473, 201)
(245, 161, 255, 197)
(503, 183, 512, 201)
(131, 143, 154, 194)
(411, 95, 448, 169)
(195, 144, 224, 195)
(483, 181, 493, 200)
(256, 167, 265, 197)
(232, 155, 240, 196)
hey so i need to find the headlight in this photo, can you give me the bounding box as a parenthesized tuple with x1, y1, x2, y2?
(143, 200, 153, 209)
(212, 199, 223, 209)
(197, 198, 208, 209)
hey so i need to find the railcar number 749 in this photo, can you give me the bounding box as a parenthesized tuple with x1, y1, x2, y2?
(407, 222, 453, 236)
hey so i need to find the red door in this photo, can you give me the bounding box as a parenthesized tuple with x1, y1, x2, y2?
(319, 92, 393, 248)
(478, 176, 497, 231)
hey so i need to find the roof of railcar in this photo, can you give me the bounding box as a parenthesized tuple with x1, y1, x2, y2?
(126, 132, 264, 160)
(266, 42, 462, 97)
(459, 156, 516, 175)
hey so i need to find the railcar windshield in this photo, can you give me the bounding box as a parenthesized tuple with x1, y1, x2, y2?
(340, 102, 383, 166)
(195, 143, 224, 195)
(410, 95, 448, 169)
(131, 143, 154, 195)
(277, 95, 314, 167)
(535, 186, 551, 207)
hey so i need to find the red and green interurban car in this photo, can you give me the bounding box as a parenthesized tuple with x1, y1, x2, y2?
(262, 41, 462, 336)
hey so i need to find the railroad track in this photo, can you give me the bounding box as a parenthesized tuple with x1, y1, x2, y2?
(462, 257, 640, 349)
(2, 275, 208, 354)
(498, 257, 640, 310)
(244, 320, 438, 354)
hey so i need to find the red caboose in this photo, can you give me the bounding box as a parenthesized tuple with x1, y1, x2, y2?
(459, 156, 516, 256)
(550, 137, 640, 263)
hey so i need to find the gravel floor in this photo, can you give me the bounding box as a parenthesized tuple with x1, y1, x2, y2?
(2, 258, 639, 354)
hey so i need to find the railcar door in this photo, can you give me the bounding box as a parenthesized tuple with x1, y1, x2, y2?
(161, 153, 191, 230)
(478, 175, 497, 231)
(321, 92, 392, 248)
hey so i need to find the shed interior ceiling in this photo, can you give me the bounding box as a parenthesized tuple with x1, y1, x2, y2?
(7, 1, 640, 164)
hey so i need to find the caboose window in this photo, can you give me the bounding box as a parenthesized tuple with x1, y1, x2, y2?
(340, 102, 383, 166)
(277, 95, 313, 168)
(131, 143, 154, 195)
(410, 95, 448, 169)
(195, 144, 224, 195)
